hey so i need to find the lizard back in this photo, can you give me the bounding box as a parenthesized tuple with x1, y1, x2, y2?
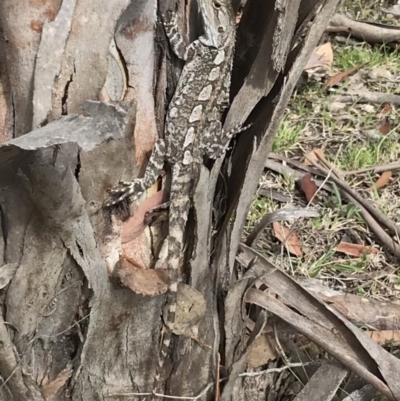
(164, 3, 236, 167)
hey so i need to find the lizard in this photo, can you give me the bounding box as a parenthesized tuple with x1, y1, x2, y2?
(105, 0, 241, 394)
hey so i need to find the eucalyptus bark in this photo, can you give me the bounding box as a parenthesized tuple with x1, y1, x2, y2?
(0, 0, 339, 400)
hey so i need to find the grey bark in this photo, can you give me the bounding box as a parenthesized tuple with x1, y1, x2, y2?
(0, 0, 339, 400)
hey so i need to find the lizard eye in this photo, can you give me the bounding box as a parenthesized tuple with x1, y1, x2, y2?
(218, 26, 224, 33)
(213, 1, 221, 9)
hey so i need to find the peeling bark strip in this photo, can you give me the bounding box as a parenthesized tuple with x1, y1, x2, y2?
(239, 244, 400, 400)
(0, 0, 340, 400)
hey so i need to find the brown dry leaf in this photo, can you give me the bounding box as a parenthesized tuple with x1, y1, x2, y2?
(115, 256, 168, 296)
(305, 148, 341, 177)
(247, 334, 279, 368)
(303, 149, 320, 165)
(325, 64, 364, 87)
(121, 231, 153, 272)
(380, 103, 392, 116)
(273, 221, 302, 257)
(313, 148, 325, 157)
(335, 242, 379, 257)
(42, 369, 73, 400)
(304, 52, 322, 70)
(300, 173, 319, 204)
(315, 42, 334, 67)
(366, 171, 392, 192)
(304, 52, 323, 70)
(313, 148, 334, 170)
(122, 190, 164, 243)
(366, 330, 400, 346)
(379, 118, 391, 135)
(304, 42, 333, 70)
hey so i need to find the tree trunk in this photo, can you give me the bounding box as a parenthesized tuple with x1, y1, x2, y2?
(0, 0, 339, 400)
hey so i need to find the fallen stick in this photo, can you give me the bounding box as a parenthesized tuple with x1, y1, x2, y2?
(342, 161, 400, 176)
(329, 13, 400, 44)
(332, 92, 400, 106)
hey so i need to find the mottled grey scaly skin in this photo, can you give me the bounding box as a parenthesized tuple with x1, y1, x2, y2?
(105, 0, 237, 395)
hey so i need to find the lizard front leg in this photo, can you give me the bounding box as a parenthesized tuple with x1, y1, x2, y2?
(105, 139, 166, 206)
(201, 121, 252, 160)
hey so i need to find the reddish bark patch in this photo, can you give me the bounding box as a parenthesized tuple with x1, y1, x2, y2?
(121, 17, 151, 40)
(30, 20, 43, 33)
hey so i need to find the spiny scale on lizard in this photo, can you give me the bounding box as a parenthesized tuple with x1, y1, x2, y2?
(105, 0, 242, 395)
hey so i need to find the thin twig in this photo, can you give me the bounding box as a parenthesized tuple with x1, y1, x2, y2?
(0, 366, 18, 392)
(153, 386, 215, 400)
(314, 148, 342, 180)
(307, 166, 332, 206)
(273, 324, 304, 385)
(239, 362, 316, 377)
(106, 381, 218, 399)
(106, 392, 152, 398)
(273, 323, 289, 364)
(268, 153, 322, 177)
(332, 93, 400, 106)
(106, 362, 318, 399)
(37, 313, 92, 339)
(342, 161, 400, 176)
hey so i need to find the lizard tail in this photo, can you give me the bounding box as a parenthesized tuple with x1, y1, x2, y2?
(152, 165, 191, 397)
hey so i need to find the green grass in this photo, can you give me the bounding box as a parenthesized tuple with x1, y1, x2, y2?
(333, 138, 400, 171)
(307, 249, 371, 277)
(290, 98, 312, 117)
(333, 44, 400, 73)
(280, 173, 296, 192)
(340, 0, 395, 22)
(272, 119, 303, 152)
(248, 0, 400, 297)
(346, 204, 365, 223)
(306, 248, 336, 277)
(247, 197, 276, 227)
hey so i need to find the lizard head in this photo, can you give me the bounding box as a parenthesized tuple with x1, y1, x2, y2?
(198, 0, 236, 49)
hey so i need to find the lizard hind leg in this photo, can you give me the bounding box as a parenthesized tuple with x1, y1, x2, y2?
(104, 139, 166, 207)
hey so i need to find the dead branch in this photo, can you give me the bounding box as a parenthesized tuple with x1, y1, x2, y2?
(239, 245, 400, 401)
(332, 92, 400, 106)
(329, 13, 400, 44)
(342, 161, 400, 176)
